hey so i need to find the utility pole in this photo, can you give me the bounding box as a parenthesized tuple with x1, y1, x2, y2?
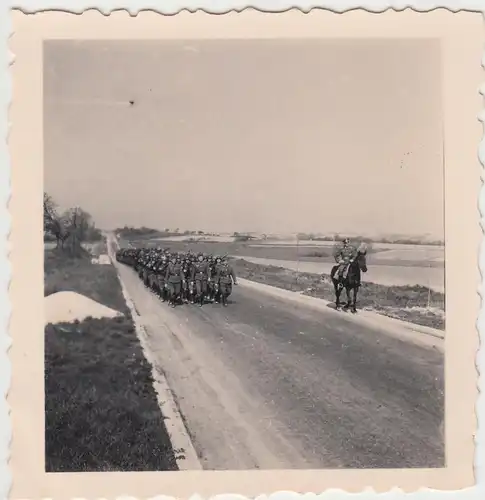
(295, 233, 300, 291)
(427, 259, 432, 310)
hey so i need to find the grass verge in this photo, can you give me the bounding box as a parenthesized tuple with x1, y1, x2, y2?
(231, 258, 445, 331)
(44, 248, 127, 313)
(44, 247, 178, 471)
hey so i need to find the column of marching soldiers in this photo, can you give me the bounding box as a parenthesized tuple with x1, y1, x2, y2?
(116, 247, 238, 307)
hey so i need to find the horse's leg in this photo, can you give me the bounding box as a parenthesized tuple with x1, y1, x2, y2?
(351, 287, 358, 313)
(343, 285, 351, 310)
(334, 282, 342, 310)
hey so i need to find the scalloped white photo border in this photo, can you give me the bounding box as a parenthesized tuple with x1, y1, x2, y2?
(1, 1, 483, 500)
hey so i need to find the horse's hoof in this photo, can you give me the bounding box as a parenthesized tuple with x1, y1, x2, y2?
(351, 309, 357, 314)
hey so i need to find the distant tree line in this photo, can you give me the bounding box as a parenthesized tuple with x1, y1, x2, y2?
(44, 192, 102, 256)
(232, 232, 258, 242)
(295, 232, 444, 246)
(116, 226, 164, 238)
(116, 226, 212, 239)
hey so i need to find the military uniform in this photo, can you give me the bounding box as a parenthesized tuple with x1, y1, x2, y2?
(157, 258, 169, 301)
(333, 241, 357, 280)
(118, 246, 240, 308)
(191, 258, 209, 305)
(216, 260, 237, 306)
(187, 258, 196, 301)
(165, 260, 184, 306)
(181, 259, 192, 303)
(207, 259, 219, 301)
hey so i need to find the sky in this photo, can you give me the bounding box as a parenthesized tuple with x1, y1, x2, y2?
(44, 39, 444, 238)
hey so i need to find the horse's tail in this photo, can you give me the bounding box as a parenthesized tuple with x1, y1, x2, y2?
(330, 265, 339, 280)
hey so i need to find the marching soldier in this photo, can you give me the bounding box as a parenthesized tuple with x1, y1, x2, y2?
(165, 254, 185, 307)
(207, 256, 218, 303)
(216, 257, 238, 306)
(181, 257, 192, 304)
(191, 253, 209, 307)
(158, 254, 169, 302)
(187, 253, 197, 303)
(209, 256, 222, 303)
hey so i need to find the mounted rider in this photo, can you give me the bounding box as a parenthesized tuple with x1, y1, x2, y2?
(332, 237, 357, 283)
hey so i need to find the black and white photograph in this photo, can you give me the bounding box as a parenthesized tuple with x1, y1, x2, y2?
(41, 35, 448, 473)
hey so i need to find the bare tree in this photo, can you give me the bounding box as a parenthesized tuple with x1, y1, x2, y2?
(44, 193, 101, 257)
(44, 192, 70, 249)
(63, 207, 92, 256)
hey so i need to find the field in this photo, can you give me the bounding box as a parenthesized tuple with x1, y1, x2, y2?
(124, 237, 445, 330)
(129, 238, 444, 267)
(44, 246, 178, 472)
(127, 237, 445, 291)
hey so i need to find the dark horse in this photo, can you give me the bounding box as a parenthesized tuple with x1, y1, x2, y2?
(330, 248, 368, 313)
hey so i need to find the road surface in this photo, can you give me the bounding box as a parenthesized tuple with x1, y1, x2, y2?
(113, 254, 444, 470)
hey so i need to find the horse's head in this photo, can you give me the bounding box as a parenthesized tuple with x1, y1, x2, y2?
(356, 243, 368, 273)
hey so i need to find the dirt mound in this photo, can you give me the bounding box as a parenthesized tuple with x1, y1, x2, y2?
(45, 291, 123, 326)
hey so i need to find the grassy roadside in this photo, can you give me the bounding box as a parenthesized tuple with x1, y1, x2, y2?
(44, 249, 127, 312)
(230, 258, 445, 331)
(44, 247, 178, 472)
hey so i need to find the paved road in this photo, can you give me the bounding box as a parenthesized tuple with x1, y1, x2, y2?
(114, 257, 444, 470)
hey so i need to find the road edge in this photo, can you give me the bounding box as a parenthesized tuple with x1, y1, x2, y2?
(238, 278, 445, 351)
(106, 234, 203, 471)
